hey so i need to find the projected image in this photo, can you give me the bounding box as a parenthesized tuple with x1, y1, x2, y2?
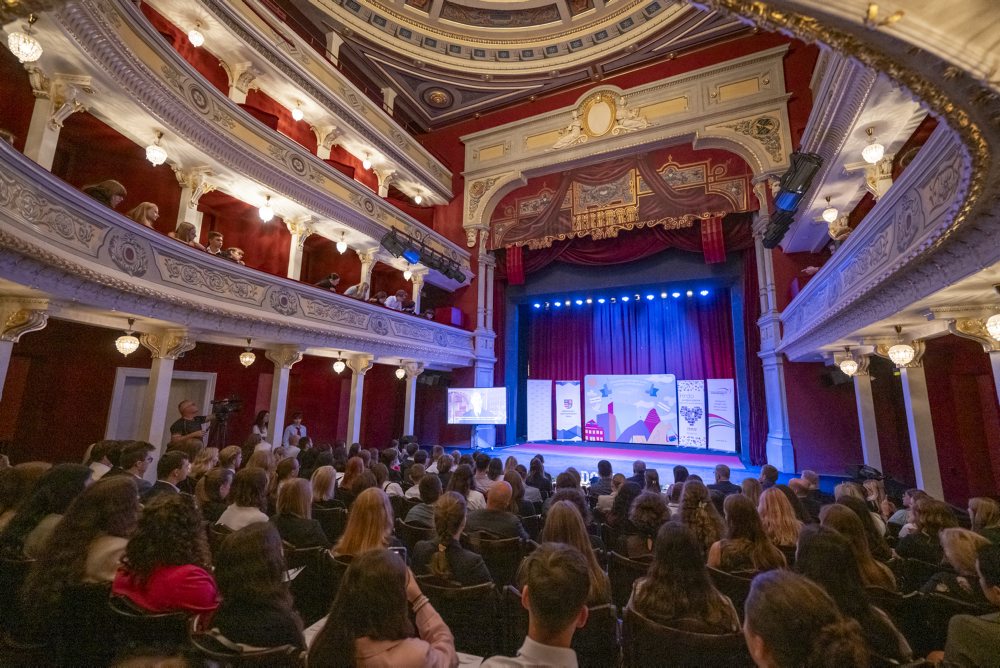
(583, 374, 679, 445)
(448, 387, 508, 425)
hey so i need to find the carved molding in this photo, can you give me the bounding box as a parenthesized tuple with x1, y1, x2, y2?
(347, 354, 374, 376)
(265, 346, 304, 369)
(403, 360, 424, 379)
(950, 318, 1000, 353)
(140, 331, 195, 360)
(0, 303, 49, 343)
(173, 167, 218, 208)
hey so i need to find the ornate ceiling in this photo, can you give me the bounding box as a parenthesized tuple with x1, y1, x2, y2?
(282, 0, 750, 127)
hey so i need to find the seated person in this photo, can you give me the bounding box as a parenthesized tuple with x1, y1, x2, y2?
(332, 488, 400, 558)
(921, 528, 990, 604)
(481, 543, 590, 667)
(204, 231, 224, 256)
(368, 290, 387, 305)
(466, 482, 528, 540)
(412, 492, 491, 586)
(168, 221, 206, 251)
(384, 289, 407, 310)
(940, 543, 1000, 666)
(221, 247, 245, 265)
(217, 468, 269, 532)
(127, 202, 159, 229)
(896, 497, 958, 564)
(624, 492, 671, 559)
(343, 281, 368, 298)
(405, 474, 442, 529)
(314, 272, 340, 292)
(82, 179, 127, 209)
(112, 494, 218, 615)
(195, 468, 232, 523)
(270, 479, 330, 549)
(404, 463, 426, 500)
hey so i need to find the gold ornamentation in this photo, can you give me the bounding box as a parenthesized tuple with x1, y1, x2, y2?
(0, 307, 48, 342)
(265, 346, 304, 369)
(579, 91, 618, 138)
(950, 318, 1000, 353)
(140, 332, 195, 360)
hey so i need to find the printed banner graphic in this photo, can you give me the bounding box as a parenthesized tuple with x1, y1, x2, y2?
(583, 374, 678, 445)
(706, 379, 737, 452)
(526, 380, 553, 442)
(677, 380, 707, 448)
(554, 380, 582, 441)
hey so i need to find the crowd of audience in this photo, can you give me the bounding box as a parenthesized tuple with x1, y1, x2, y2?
(1, 434, 999, 666)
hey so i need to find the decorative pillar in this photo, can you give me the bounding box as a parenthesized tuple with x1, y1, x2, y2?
(402, 361, 424, 436)
(374, 167, 396, 197)
(0, 301, 49, 403)
(284, 215, 314, 281)
(23, 70, 92, 170)
(865, 155, 895, 200)
(137, 331, 196, 478)
(173, 167, 217, 234)
(849, 356, 882, 470)
(410, 270, 426, 313)
(221, 61, 259, 104)
(266, 346, 304, 447)
(312, 125, 341, 160)
(345, 354, 373, 444)
(357, 247, 378, 300)
(949, 317, 1000, 407)
(326, 31, 344, 62)
(381, 87, 397, 114)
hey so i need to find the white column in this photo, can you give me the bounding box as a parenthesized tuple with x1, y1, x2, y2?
(22, 72, 90, 170)
(900, 364, 944, 500)
(852, 357, 882, 470)
(357, 248, 378, 300)
(23, 97, 60, 170)
(759, 349, 795, 471)
(381, 87, 397, 114)
(345, 355, 373, 444)
(410, 272, 425, 313)
(313, 125, 341, 160)
(402, 361, 424, 436)
(474, 229, 490, 333)
(484, 257, 496, 332)
(374, 167, 396, 197)
(0, 303, 49, 403)
(173, 168, 216, 235)
(223, 62, 258, 105)
(990, 351, 1000, 407)
(284, 216, 313, 281)
(326, 32, 344, 62)
(266, 347, 304, 446)
(137, 331, 195, 479)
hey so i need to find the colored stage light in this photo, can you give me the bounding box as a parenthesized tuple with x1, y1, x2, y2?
(672, 292, 680, 298)
(660, 292, 667, 298)
(597, 298, 606, 304)
(646, 294, 654, 300)
(575, 299, 583, 305)
(554, 301, 561, 307)
(700, 289, 709, 296)
(686, 290, 693, 297)
(586, 298, 592, 304)
(533, 303, 541, 308)
(622, 296, 630, 302)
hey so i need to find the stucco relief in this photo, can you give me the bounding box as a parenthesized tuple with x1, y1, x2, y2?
(160, 256, 265, 302)
(268, 288, 301, 316)
(106, 231, 148, 277)
(0, 170, 106, 254)
(300, 299, 371, 328)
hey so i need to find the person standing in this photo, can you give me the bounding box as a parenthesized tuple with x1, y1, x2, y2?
(282, 412, 307, 448)
(170, 400, 208, 444)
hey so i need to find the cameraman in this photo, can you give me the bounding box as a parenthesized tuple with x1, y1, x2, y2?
(169, 399, 210, 443)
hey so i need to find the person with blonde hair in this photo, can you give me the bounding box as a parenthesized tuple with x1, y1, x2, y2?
(819, 504, 895, 590)
(168, 221, 206, 251)
(539, 500, 611, 605)
(920, 528, 990, 604)
(271, 478, 329, 549)
(969, 497, 1000, 544)
(126, 202, 159, 228)
(311, 465, 343, 510)
(412, 491, 490, 586)
(189, 446, 218, 481)
(741, 477, 762, 507)
(332, 487, 397, 558)
(503, 456, 519, 476)
(678, 479, 725, 553)
(218, 445, 242, 471)
(246, 450, 275, 476)
(758, 487, 803, 555)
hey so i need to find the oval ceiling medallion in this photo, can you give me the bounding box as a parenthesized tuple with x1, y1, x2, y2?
(423, 88, 454, 108)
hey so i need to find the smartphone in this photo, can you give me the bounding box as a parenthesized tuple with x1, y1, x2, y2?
(388, 545, 408, 561)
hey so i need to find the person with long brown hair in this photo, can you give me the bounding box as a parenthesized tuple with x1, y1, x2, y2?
(968, 496, 1000, 544)
(213, 522, 304, 649)
(539, 500, 611, 606)
(112, 494, 217, 615)
(1, 463, 92, 558)
(446, 463, 486, 510)
(18, 476, 140, 638)
(412, 491, 490, 586)
(271, 478, 329, 549)
(744, 570, 869, 667)
(308, 549, 456, 667)
(217, 467, 268, 531)
(168, 221, 206, 250)
(195, 467, 233, 523)
(0, 462, 51, 531)
(819, 504, 896, 590)
(708, 493, 786, 573)
(332, 487, 397, 558)
(338, 456, 366, 506)
(678, 479, 725, 554)
(126, 202, 159, 228)
(896, 497, 958, 563)
(503, 470, 534, 516)
(625, 492, 671, 559)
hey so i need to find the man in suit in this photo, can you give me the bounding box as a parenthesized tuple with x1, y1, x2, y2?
(405, 475, 442, 528)
(588, 460, 614, 497)
(107, 441, 155, 496)
(142, 450, 190, 502)
(708, 464, 742, 496)
(466, 482, 528, 541)
(626, 460, 646, 486)
(462, 391, 496, 421)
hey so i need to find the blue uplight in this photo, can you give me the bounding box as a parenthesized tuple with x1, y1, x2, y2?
(646, 295, 655, 300)
(575, 299, 583, 305)
(672, 292, 681, 298)
(700, 289, 710, 296)
(533, 303, 541, 309)
(597, 298, 606, 304)
(622, 296, 630, 302)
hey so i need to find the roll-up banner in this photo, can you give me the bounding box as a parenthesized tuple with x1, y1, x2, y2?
(526, 379, 553, 441)
(677, 380, 707, 448)
(554, 380, 582, 441)
(707, 378, 737, 452)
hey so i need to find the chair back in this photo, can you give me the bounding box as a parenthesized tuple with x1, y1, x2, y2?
(864, 586, 923, 655)
(57, 581, 115, 666)
(109, 595, 190, 654)
(572, 603, 620, 668)
(707, 568, 754, 621)
(622, 606, 752, 668)
(417, 577, 497, 657)
(911, 593, 993, 658)
(396, 518, 435, 553)
(0, 556, 34, 631)
(500, 585, 529, 657)
(208, 523, 234, 555)
(313, 507, 348, 543)
(389, 494, 408, 523)
(607, 551, 650, 614)
(189, 631, 303, 667)
(520, 515, 542, 542)
(466, 534, 524, 587)
(899, 558, 948, 594)
(285, 546, 332, 627)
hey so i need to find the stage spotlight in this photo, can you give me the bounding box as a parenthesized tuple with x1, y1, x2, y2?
(575, 299, 583, 305)
(622, 296, 630, 302)
(686, 290, 693, 297)
(700, 289, 709, 296)
(660, 292, 667, 298)
(533, 303, 541, 309)
(597, 298, 606, 304)
(586, 298, 592, 304)
(610, 297, 616, 303)
(402, 248, 422, 264)
(672, 292, 681, 298)
(646, 294, 654, 300)
(554, 301, 561, 307)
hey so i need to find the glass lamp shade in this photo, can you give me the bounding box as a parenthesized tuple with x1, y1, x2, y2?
(887, 343, 915, 367)
(403, 269, 412, 281)
(239, 350, 256, 367)
(414, 195, 423, 205)
(839, 359, 859, 377)
(332, 359, 346, 374)
(8, 31, 42, 63)
(862, 140, 885, 165)
(145, 143, 168, 167)
(291, 107, 304, 121)
(187, 29, 205, 47)
(395, 367, 406, 380)
(822, 206, 839, 223)
(115, 334, 140, 357)
(362, 158, 372, 170)
(259, 203, 274, 223)
(336, 240, 348, 254)
(986, 313, 1000, 341)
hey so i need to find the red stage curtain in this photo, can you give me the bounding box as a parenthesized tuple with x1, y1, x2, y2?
(527, 290, 735, 383)
(741, 248, 768, 465)
(700, 216, 726, 264)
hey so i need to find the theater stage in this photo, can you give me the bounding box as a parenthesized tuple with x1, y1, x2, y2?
(490, 440, 749, 486)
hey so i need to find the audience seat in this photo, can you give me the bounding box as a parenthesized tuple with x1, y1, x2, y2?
(707, 568, 754, 622)
(911, 593, 993, 658)
(466, 534, 525, 587)
(208, 524, 234, 556)
(313, 507, 348, 544)
(899, 558, 951, 594)
(571, 603, 621, 668)
(520, 515, 542, 542)
(607, 552, 651, 615)
(285, 547, 331, 627)
(416, 577, 497, 657)
(108, 595, 190, 655)
(0, 556, 34, 632)
(500, 585, 529, 656)
(389, 495, 409, 523)
(189, 630, 303, 667)
(396, 518, 435, 553)
(57, 581, 115, 666)
(622, 606, 753, 668)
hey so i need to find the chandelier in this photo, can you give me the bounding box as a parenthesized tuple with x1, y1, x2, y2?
(861, 127, 885, 165)
(145, 131, 167, 167)
(332, 351, 346, 374)
(115, 318, 140, 357)
(336, 231, 348, 254)
(7, 14, 42, 64)
(887, 325, 915, 367)
(188, 23, 205, 48)
(395, 359, 406, 380)
(987, 313, 1000, 341)
(259, 195, 274, 222)
(239, 338, 256, 367)
(821, 197, 838, 224)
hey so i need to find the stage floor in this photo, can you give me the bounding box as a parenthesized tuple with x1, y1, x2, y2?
(493, 440, 748, 487)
